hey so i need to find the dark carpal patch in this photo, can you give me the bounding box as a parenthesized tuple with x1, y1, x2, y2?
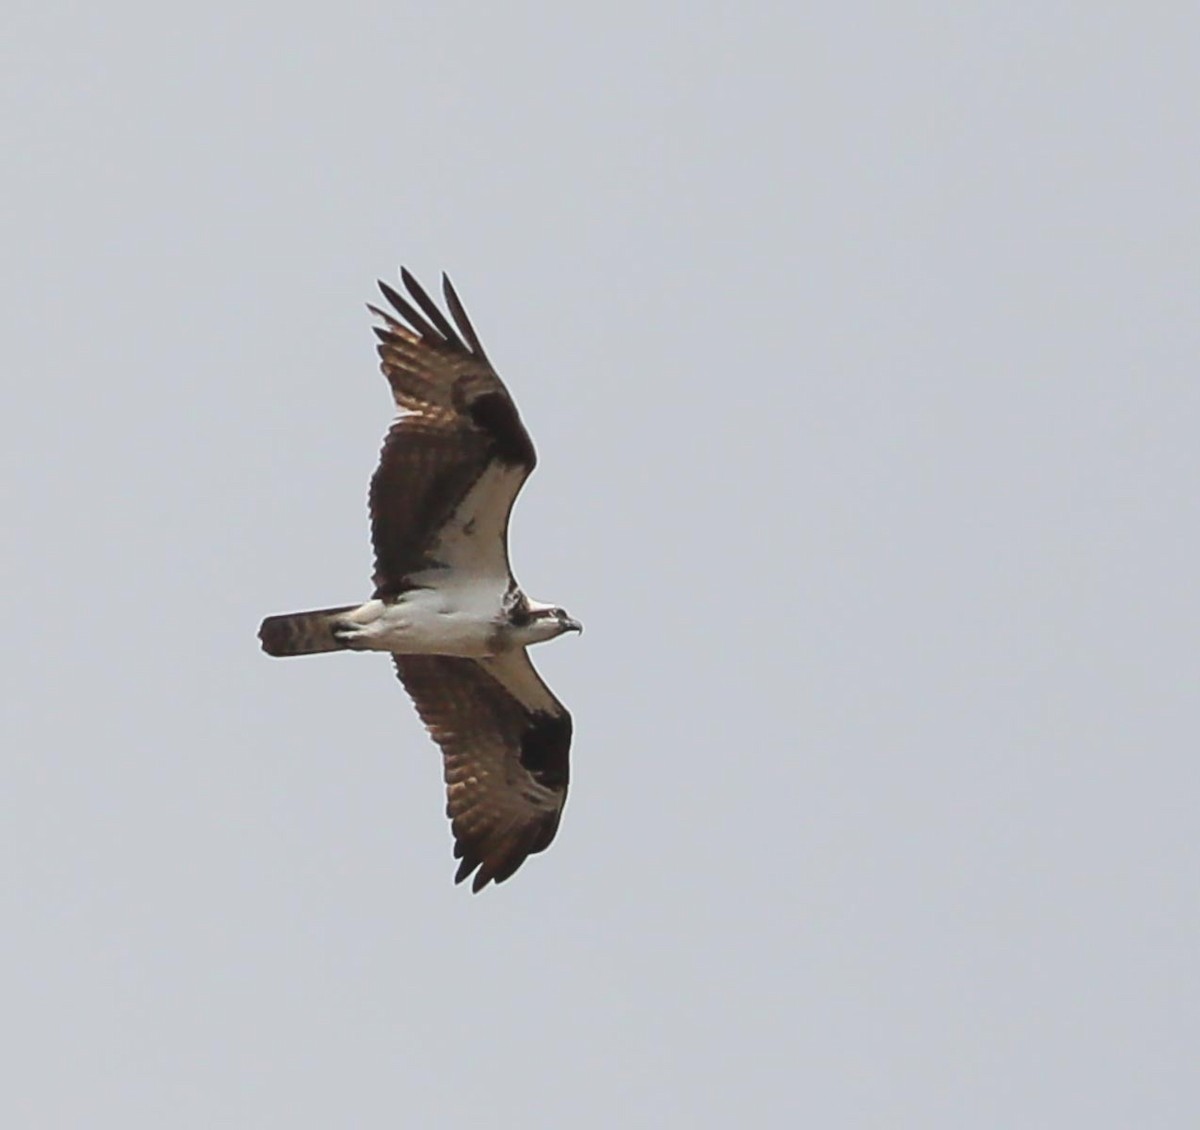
(519, 712, 572, 790)
(469, 392, 537, 469)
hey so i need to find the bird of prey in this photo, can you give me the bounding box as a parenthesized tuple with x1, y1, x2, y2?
(259, 269, 581, 892)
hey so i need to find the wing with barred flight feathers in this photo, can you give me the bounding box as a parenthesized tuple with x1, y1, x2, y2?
(368, 269, 536, 598)
(394, 651, 571, 892)
(260, 268, 578, 893)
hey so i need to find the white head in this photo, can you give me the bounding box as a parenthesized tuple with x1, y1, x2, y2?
(509, 600, 583, 647)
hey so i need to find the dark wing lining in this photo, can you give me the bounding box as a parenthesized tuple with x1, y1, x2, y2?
(394, 652, 572, 892)
(367, 270, 538, 597)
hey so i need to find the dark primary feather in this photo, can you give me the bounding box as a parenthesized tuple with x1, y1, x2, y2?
(399, 267, 463, 348)
(393, 653, 571, 892)
(376, 280, 447, 347)
(367, 269, 538, 597)
(441, 274, 491, 364)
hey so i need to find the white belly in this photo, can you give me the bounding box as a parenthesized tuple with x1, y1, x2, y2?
(337, 588, 502, 657)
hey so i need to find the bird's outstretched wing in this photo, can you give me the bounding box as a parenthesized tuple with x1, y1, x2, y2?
(368, 269, 537, 598)
(393, 650, 571, 892)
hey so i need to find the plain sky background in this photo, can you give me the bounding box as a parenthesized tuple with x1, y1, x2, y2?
(4, 4, 1198, 1126)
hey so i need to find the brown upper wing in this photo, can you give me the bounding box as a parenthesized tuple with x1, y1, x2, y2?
(393, 650, 572, 892)
(368, 270, 537, 598)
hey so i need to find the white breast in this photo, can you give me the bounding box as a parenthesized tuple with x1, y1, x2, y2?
(339, 581, 506, 658)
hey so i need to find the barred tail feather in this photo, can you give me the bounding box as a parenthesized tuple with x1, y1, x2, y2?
(258, 605, 358, 657)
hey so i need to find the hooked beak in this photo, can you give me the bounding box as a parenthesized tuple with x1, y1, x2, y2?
(563, 617, 583, 635)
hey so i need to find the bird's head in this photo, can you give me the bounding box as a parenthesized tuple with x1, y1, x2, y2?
(512, 602, 583, 646)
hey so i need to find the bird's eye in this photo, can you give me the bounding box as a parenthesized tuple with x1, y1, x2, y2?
(553, 608, 566, 618)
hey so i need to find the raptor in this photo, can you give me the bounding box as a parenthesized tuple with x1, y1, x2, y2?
(259, 269, 581, 892)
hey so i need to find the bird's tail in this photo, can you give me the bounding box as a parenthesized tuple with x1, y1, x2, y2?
(258, 605, 358, 657)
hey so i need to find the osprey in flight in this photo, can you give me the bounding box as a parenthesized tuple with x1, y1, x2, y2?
(259, 269, 581, 892)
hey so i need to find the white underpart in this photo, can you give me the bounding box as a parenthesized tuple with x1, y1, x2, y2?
(423, 461, 527, 580)
(479, 650, 561, 713)
(334, 588, 500, 657)
(336, 463, 531, 658)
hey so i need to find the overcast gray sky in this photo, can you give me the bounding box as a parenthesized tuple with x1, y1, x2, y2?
(4, 4, 1198, 1126)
